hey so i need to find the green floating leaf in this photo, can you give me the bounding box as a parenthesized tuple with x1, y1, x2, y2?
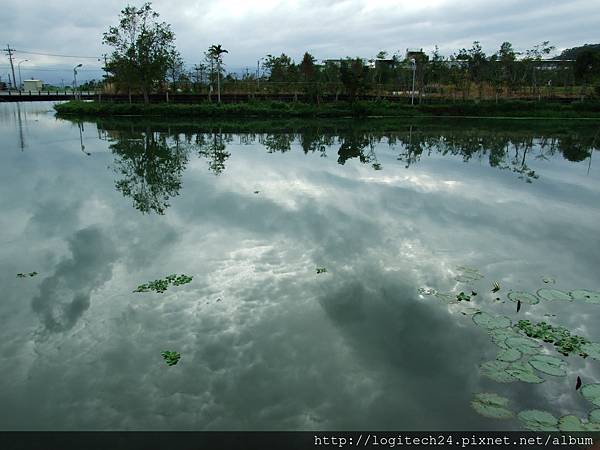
(17, 272, 38, 278)
(529, 355, 567, 377)
(434, 292, 456, 303)
(418, 287, 437, 296)
(537, 288, 572, 302)
(161, 350, 181, 366)
(471, 393, 514, 419)
(489, 328, 521, 350)
(581, 342, 600, 361)
(479, 360, 515, 383)
(589, 409, 600, 424)
(518, 410, 559, 431)
(515, 320, 589, 357)
(542, 276, 556, 284)
(506, 362, 545, 384)
(570, 289, 600, 305)
(585, 421, 600, 431)
(455, 266, 484, 282)
(134, 274, 193, 294)
(558, 415, 586, 431)
(507, 291, 539, 305)
(316, 267, 327, 274)
(505, 336, 542, 355)
(456, 292, 471, 302)
(472, 312, 511, 330)
(581, 384, 600, 407)
(497, 348, 522, 363)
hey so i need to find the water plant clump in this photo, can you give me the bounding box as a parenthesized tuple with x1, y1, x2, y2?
(316, 267, 327, 274)
(17, 272, 38, 278)
(515, 320, 590, 357)
(456, 292, 471, 302)
(134, 274, 193, 293)
(161, 351, 181, 366)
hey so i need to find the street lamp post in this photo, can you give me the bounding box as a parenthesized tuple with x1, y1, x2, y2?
(410, 58, 416, 106)
(17, 59, 29, 90)
(73, 64, 83, 99)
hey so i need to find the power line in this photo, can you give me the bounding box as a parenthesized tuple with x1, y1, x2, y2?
(13, 49, 102, 59)
(3, 44, 17, 89)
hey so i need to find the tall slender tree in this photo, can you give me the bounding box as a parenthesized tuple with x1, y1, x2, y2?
(207, 44, 228, 103)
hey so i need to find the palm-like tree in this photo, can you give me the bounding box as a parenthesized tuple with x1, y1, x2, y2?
(208, 44, 228, 103)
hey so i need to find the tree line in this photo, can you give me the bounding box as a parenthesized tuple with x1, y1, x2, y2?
(101, 3, 600, 104)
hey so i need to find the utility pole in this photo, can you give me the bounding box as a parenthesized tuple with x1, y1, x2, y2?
(3, 44, 18, 91)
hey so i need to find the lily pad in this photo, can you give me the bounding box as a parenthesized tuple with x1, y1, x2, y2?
(471, 393, 514, 419)
(497, 348, 522, 363)
(418, 287, 437, 295)
(479, 360, 515, 383)
(542, 276, 556, 284)
(489, 328, 521, 350)
(581, 342, 600, 360)
(537, 288, 572, 302)
(473, 312, 511, 330)
(161, 350, 181, 366)
(507, 291, 539, 305)
(505, 336, 542, 355)
(455, 266, 484, 282)
(518, 410, 559, 431)
(506, 362, 545, 384)
(558, 415, 586, 431)
(581, 384, 600, 407)
(529, 355, 567, 377)
(589, 409, 600, 424)
(570, 289, 600, 305)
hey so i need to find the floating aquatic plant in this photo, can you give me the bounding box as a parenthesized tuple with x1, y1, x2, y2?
(17, 272, 38, 278)
(590, 409, 600, 423)
(556, 415, 600, 432)
(456, 292, 471, 302)
(470, 393, 514, 419)
(542, 276, 556, 284)
(316, 267, 327, 274)
(517, 410, 559, 431)
(418, 287, 437, 295)
(581, 384, 600, 407)
(581, 342, 600, 361)
(504, 336, 541, 355)
(472, 312, 511, 330)
(569, 289, 600, 305)
(505, 362, 545, 384)
(161, 351, 181, 366)
(507, 291, 539, 305)
(537, 288, 572, 302)
(491, 281, 500, 293)
(528, 355, 567, 377)
(479, 360, 516, 383)
(496, 348, 522, 363)
(134, 274, 193, 294)
(455, 266, 484, 283)
(515, 320, 589, 357)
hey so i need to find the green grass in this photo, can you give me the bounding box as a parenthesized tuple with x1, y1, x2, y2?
(54, 99, 600, 119)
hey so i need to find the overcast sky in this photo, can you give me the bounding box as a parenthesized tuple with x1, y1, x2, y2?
(2, 0, 599, 84)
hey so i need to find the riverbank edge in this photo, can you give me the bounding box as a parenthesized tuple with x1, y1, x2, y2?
(54, 99, 600, 119)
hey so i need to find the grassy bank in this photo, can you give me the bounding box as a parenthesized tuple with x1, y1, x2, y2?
(54, 99, 600, 119)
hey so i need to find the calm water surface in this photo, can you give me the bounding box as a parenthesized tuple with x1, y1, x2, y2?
(1, 102, 599, 430)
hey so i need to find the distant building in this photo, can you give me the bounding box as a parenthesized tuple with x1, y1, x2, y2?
(23, 79, 43, 91)
(405, 48, 426, 61)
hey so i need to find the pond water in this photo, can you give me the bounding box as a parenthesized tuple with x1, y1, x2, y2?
(1, 102, 599, 431)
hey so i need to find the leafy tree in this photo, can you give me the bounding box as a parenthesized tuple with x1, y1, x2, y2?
(103, 2, 179, 104)
(110, 129, 189, 214)
(264, 53, 297, 82)
(574, 50, 600, 83)
(340, 58, 369, 101)
(207, 44, 228, 103)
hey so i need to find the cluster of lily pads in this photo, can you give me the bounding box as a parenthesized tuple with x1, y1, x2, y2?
(16, 272, 38, 278)
(419, 266, 600, 431)
(134, 274, 193, 294)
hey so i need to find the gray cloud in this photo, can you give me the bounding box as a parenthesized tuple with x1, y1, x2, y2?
(1, 0, 599, 84)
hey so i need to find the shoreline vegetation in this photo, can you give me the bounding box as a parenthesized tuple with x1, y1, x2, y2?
(54, 99, 600, 119)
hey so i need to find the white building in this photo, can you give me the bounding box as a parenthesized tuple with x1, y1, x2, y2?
(23, 79, 43, 91)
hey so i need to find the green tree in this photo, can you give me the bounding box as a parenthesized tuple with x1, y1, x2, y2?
(340, 58, 369, 101)
(207, 44, 228, 103)
(103, 2, 179, 104)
